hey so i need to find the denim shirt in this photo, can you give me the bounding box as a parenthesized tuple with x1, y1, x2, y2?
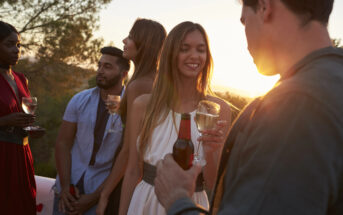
(55, 87, 124, 194)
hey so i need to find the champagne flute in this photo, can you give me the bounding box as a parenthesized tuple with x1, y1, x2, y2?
(193, 100, 220, 166)
(22, 97, 38, 131)
(106, 95, 121, 133)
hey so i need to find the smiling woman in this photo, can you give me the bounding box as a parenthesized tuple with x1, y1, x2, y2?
(177, 30, 207, 79)
(118, 21, 231, 215)
(96, 0, 343, 97)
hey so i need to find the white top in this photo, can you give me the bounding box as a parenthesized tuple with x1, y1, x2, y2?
(128, 110, 208, 215)
(143, 110, 203, 164)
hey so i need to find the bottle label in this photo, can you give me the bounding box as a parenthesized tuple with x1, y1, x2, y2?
(179, 114, 191, 140)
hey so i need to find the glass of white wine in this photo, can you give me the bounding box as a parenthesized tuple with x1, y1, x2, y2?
(193, 100, 220, 166)
(106, 95, 121, 133)
(22, 97, 38, 131)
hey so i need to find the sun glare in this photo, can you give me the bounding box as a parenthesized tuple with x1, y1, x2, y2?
(96, 0, 343, 98)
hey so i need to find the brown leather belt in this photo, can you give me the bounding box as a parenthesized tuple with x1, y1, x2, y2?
(0, 127, 28, 145)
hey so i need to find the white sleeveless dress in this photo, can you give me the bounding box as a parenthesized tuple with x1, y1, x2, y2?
(127, 110, 209, 215)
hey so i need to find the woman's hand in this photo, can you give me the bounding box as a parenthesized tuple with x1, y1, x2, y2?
(0, 112, 35, 127)
(198, 120, 228, 153)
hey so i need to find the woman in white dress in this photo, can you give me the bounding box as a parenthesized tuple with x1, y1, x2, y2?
(119, 21, 231, 215)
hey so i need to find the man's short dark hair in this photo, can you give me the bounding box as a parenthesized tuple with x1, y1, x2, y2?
(100, 46, 130, 72)
(242, 0, 334, 25)
(0, 21, 19, 42)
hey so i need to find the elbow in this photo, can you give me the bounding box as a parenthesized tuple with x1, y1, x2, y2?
(125, 165, 142, 183)
(127, 167, 141, 179)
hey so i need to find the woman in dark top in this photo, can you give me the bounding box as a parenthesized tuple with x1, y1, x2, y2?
(0, 21, 37, 215)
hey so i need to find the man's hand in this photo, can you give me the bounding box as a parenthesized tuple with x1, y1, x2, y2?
(71, 193, 97, 215)
(58, 186, 79, 214)
(154, 154, 202, 210)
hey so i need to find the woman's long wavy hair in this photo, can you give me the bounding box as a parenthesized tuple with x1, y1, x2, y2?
(119, 18, 166, 123)
(139, 21, 214, 156)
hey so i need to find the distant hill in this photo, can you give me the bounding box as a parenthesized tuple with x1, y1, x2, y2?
(213, 89, 251, 123)
(212, 84, 254, 98)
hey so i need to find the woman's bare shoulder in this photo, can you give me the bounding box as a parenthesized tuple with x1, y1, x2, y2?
(127, 78, 154, 92)
(132, 94, 151, 110)
(126, 78, 154, 101)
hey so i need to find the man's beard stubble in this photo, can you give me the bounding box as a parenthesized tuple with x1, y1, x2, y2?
(96, 73, 122, 90)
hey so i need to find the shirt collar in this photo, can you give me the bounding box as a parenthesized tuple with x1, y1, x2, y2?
(280, 46, 343, 81)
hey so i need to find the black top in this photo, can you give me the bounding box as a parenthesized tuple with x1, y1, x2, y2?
(89, 97, 110, 166)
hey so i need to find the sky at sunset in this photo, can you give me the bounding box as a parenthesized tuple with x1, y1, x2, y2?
(95, 0, 343, 97)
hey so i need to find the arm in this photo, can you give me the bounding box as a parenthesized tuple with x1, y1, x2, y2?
(96, 84, 144, 215)
(96, 140, 129, 215)
(54, 120, 77, 213)
(167, 198, 208, 215)
(71, 181, 107, 214)
(0, 112, 35, 127)
(201, 97, 231, 189)
(118, 95, 149, 215)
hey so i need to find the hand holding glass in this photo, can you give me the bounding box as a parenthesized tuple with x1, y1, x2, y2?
(22, 97, 37, 131)
(193, 100, 220, 166)
(106, 95, 121, 133)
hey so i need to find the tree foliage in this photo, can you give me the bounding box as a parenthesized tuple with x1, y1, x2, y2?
(332, 38, 342, 48)
(215, 91, 251, 123)
(0, 0, 111, 65)
(13, 58, 96, 177)
(0, 0, 111, 177)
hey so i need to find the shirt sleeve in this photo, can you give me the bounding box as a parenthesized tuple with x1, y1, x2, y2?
(218, 92, 342, 215)
(62, 94, 81, 123)
(167, 197, 209, 215)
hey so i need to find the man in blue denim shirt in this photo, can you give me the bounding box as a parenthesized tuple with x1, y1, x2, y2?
(154, 0, 343, 215)
(53, 47, 130, 215)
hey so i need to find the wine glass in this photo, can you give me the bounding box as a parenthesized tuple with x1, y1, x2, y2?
(193, 100, 220, 166)
(106, 95, 121, 133)
(22, 97, 38, 131)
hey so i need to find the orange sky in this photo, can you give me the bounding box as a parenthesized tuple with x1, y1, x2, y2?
(96, 0, 343, 97)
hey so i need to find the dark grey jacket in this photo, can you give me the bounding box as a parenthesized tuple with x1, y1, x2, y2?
(168, 47, 343, 215)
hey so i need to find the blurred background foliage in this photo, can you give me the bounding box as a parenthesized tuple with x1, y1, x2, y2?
(1, 0, 112, 177)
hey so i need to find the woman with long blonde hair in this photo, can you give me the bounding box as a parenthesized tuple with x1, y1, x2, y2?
(119, 21, 231, 215)
(96, 18, 166, 215)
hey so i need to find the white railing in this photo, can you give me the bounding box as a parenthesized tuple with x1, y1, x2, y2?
(35, 175, 55, 214)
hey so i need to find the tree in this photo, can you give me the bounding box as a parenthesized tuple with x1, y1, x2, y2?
(332, 38, 342, 48)
(0, 0, 113, 177)
(0, 0, 111, 65)
(215, 91, 251, 123)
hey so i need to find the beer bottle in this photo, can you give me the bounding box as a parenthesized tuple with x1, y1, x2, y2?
(173, 113, 194, 170)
